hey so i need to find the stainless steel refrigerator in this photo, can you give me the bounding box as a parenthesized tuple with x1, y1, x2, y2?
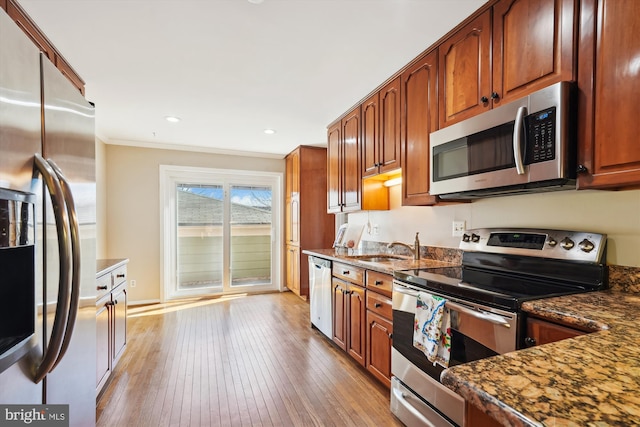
(0, 8, 96, 426)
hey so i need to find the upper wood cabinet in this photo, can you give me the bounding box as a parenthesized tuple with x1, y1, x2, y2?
(493, 0, 576, 104)
(438, 11, 492, 128)
(401, 50, 440, 206)
(438, 0, 576, 128)
(362, 77, 402, 178)
(576, 0, 640, 189)
(327, 108, 362, 213)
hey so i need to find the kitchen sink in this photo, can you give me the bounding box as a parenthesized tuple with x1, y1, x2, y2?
(348, 255, 409, 263)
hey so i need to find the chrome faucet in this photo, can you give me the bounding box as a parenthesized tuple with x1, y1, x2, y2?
(387, 232, 420, 260)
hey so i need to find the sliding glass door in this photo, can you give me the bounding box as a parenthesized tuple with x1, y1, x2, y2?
(161, 166, 281, 300)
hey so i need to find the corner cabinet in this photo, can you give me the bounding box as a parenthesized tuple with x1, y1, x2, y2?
(327, 108, 362, 213)
(285, 146, 334, 299)
(401, 50, 440, 206)
(439, 0, 576, 128)
(96, 259, 129, 397)
(576, 0, 640, 189)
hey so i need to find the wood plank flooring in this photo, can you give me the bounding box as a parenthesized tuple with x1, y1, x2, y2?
(97, 292, 403, 427)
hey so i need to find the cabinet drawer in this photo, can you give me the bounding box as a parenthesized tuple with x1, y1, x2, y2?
(366, 291, 392, 320)
(366, 271, 393, 297)
(112, 265, 127, 287)
(96, 273, 111, 300)
(333, 262, 364, 286)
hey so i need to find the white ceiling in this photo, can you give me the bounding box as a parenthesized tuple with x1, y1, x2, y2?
(19, 0, 486, 158)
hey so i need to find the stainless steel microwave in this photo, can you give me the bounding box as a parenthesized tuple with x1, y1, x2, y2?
(429, 81, 576, 199)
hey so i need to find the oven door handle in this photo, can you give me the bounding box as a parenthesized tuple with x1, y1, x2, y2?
(446, 300, 512, 328)
(392, 385, 440, 427)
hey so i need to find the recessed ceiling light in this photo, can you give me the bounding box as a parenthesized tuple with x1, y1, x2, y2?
(248, 0, 264, 4)
(264, 129, 276, 135)
(165, 116, 181, 123)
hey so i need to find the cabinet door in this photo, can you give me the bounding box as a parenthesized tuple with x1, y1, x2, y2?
(366, 310, 392, 388)
(401, 51, 439, 206)
(112, 286, 127, 365)
(379, 77, 401, 173)
(438, 11, 492, 128)
(327, 122, 342, 213)
(341, 107, 362, 212)
(361, 93, 379, 178)
(332, 278, 347, 351)
(347, 284, 366, 367)
(96, 300, 111, 392)
(526, 317, 585, 346)
(286, 245, 300, 296)
(285, 149, 300, 197)
(493, 0, 576, 105)
(285, 195, 299, 246)
(577, 0, 640, 189)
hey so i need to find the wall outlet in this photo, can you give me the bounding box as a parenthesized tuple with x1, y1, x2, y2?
(130, 280, 136, 287)
(452, 221, 466, 237)
(372, 224, 379, 235)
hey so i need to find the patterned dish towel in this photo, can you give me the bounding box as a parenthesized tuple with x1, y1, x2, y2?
(413, 292, 452, 368)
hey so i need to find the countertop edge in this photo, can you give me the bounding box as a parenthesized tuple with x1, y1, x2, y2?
(96, 258, 129, 277)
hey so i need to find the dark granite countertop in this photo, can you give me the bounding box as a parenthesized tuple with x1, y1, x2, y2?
(441, 290, 640, 426)
(96, 258, 129, 277)
(302, 248, 457, 274)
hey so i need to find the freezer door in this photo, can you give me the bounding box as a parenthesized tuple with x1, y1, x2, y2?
(40, 56, 96, 426)
(0, 8, 42, 405)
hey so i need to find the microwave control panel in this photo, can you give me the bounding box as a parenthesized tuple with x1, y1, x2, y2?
(525, 107, 556, 164)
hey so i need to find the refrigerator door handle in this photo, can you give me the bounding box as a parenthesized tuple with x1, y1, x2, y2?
(47, 159, 81, 370)
(33, 154, 72, 383)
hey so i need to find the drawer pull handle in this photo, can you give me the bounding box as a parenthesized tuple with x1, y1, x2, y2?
(97, 285, 108, 290)
(113, 299, 118, 305)
(374, 280, 382, 285)
(374, 303, 382, 308)
(116, 274, 125, 278)
(342, 270, 350, 275)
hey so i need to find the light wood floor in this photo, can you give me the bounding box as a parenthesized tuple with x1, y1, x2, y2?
(96, 291, 403, 427)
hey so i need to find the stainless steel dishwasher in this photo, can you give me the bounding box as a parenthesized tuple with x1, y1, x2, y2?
(308, 256, 332, 339)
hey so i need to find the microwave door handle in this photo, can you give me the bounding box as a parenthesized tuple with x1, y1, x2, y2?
(513, 106, 527, 175)
(33, 154, 72, 383)
(47, 159, 81, 370)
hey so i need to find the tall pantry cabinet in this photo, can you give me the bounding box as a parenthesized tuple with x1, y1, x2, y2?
(285, 146, 335, 299)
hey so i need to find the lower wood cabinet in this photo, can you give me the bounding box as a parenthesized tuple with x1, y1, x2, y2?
(331, 263, 394, 387)
(96, 259, 129, 397)
(525, 316, 587, 347)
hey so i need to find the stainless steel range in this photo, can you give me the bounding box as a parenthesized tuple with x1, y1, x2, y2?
(390, 228, 607, 427)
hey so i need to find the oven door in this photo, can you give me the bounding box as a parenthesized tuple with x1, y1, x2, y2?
(391, 280, 518, 426)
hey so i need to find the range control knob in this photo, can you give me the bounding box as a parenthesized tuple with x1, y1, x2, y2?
(471, 233, 481, 243)
(547, 238, 558, 247)
(579, 239, 595, 253)
(560, 237, 575, 250)
(462, 234, 471, 242)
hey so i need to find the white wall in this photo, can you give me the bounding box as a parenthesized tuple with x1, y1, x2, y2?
(103, 144, 285, 304)
(348, 185, 640, 267)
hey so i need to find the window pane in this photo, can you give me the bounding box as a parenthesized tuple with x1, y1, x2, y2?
(230, 185, 272, 286)
(176, 184, 223, 290)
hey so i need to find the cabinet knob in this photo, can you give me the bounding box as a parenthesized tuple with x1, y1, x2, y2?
(113, 299, 118, 305)
(524, 337, 537, 347)
(388, 333, 393, 339)
(480, 96, 489, 103)
(374, 303, 382, 308)
(491, 92, 500, 100)
(577, 164, 588, 174)
(97, 285, 108, 290)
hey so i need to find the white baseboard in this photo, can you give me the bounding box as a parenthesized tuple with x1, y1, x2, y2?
(128, 298, 161, 306)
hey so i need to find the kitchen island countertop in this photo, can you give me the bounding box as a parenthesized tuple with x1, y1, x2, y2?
(441, 290, 640, 426)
